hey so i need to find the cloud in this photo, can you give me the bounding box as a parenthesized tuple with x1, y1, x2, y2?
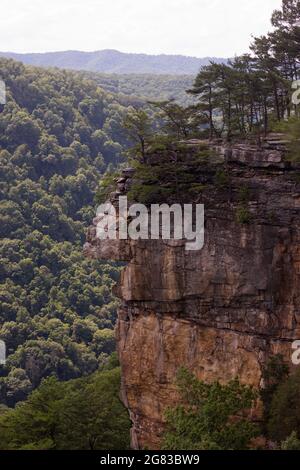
(0, 0, 283, 56)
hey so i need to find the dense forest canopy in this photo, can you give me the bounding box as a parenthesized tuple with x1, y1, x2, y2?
(84, 72, 196, 106)
(0, 55, 197, 419)
(0, 58, 145, 406)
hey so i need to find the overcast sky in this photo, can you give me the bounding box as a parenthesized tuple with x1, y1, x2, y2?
(0, 0, 283, 57)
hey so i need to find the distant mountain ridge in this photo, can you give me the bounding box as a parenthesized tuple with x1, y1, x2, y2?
(0, 49, 226, 75)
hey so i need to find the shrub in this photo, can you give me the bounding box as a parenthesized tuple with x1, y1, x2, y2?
(95, 171, 118, 204)
(162, 368, 259, 450)
(268, 368, 300, 442)
(260, 355, 289, 427)
(236, 206, 251, 224)
(281, 432, 300, 450)
(215, 169, 230, 188)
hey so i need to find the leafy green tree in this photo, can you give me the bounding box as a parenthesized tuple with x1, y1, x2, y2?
(93, 329, 115, 355)
(149, 99, 202, 139)
(123, 108, 153, 162)
(162, 368, 258, 450)
(188, 1, 300, 138)
(2, 369, 32, 405)
(6, 111, 41, 149)
(187, 65, 221, 139)
(59, 368, 130, 450)
(0, 368, 130, 450)
(273, 117, 300, 161)
(0, 201, 25, 238)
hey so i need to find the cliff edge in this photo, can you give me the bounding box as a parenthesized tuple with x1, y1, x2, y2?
(84, 140, 300, 449)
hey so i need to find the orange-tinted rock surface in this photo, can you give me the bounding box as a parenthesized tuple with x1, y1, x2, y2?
(85, 142, 300, 449)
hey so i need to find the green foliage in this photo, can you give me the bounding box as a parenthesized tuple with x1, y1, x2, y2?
(127, 143, 212, 204)
(95, 171, 119, 204)
(0, 368, 130, 450)
(0, 58, 139, 405)
(273, 117, 300, 162)
(122, 108, 153, 162)
(268, 368, 300, 442)
(238, 186, 250, 203)
(146, 135, 174, 153)
(128, 183, 170, 205)
(261, 355, 289, 431)
(215, 169, 230, 188)
(148, 100, 204, 139)
(236, 206, 252, 225)
(162, 368, 259, 450)
(88, 73, 196, 106)
(189, 0, 300, 139)
(235, 187, 252, 224)
(188, 183, 206, 196)
(281, 431, 300, 450)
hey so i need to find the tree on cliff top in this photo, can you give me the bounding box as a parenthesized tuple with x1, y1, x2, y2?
(189, 0, 300, 139)
(122, 108, 153, 163)
(148, 100, 203, 140)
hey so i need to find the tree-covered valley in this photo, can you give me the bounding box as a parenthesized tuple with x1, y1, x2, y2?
(0, 58, 141, 407)
(85, 72, 196, 106)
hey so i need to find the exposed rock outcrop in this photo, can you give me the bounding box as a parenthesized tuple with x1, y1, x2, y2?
(84, 142, 300, 449)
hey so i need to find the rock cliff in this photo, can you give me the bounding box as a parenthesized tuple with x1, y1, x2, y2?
(84, 140, 300, 449)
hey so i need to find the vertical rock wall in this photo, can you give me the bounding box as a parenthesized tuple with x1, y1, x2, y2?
(85, 143, 300, 449)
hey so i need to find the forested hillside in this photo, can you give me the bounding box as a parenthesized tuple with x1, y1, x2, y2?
(85, 73, 195, 106)
(0, 49, 226, 75)
(0, 58, 139, 406)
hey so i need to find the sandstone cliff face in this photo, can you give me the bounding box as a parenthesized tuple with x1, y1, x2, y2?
(84, 141, 300, 449)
